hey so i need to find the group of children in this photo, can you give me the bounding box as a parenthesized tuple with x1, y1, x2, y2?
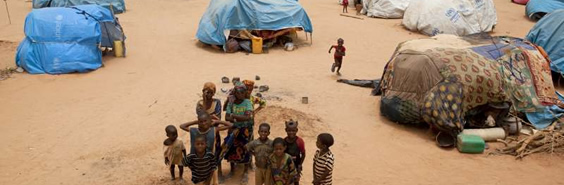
(163, 81, 335, 185)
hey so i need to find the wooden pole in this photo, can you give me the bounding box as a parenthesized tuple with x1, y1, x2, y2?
(4, 0, 11, 24)
(340, 13, 363, 20)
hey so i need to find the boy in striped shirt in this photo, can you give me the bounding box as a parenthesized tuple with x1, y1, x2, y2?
(313, 133, 334, 185)
(185, 135, 218, 185)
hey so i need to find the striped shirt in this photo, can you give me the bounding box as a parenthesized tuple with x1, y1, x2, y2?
(313, 150, 334, 185)
(185, 152, 217, 184)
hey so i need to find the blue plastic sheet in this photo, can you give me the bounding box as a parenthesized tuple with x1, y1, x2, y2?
(16, 5, 116, 74)
(526, 0, 564, 21)
(196, 0, 313, 46)
(526, 92, 564, 129)
(32, 0, 126, 14)
(526, 10, 564, 74)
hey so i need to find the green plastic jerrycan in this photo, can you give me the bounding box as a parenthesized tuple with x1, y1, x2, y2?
(457, 134, 485, 154)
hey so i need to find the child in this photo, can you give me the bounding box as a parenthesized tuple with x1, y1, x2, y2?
(328, 38, 346, 75)
(246, 123, 274, 185)
(284, 120, 305, 185)
(313, 133, 334, 185)
(269, 137, 297, 185)
(185, 135, 218, 185)
(180, 112, 232, 185)
(342, 0, 349, 13)
(163, 125, 187, 181)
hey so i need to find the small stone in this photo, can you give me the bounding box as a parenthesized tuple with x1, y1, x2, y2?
(16, 67, 24, 73)
(254, 85, 258, 89)
(255, 93, 262, 98)
(82, 173, 86, 176)
(232, 77, 240, 84)
(221, 77, 230, 84)
(221, 88, 229, 93)
(259, 85, 269, 92)
(255, 75, 261, 80)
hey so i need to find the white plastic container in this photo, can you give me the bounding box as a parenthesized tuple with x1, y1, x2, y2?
(461, 128, 506, 142)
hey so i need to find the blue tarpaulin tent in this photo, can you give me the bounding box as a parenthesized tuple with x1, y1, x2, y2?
(196, 0, 313, 46)
(526, 9, 564, 74)
(32, 0, 126, 14)
(16, 5, 124, 74)
(526, 0, 564, 21)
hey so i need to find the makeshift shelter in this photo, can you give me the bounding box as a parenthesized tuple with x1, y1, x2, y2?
(195, 0, 313, 51)
(526, 0, 564, 21)
(526, 9, 564, 74)
(32, 0, 126, 14)
(360, 0, 410, 19)
(16, 5, 126, 74)
(378, 34, 561, 138)
(402, 0, 497, 36)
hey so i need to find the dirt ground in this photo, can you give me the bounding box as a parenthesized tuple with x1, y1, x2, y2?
(1, 0, 563, 185)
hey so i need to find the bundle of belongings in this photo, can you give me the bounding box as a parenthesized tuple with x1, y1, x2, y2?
(374, 33, 564, 147)
(195, 0, 313, 53)
(360, 0, 411, 18)
(32, 0, 126, 14)
(526, 0, 564, 21)
(402, 0, 497, 36)
(16, 5, 126, 74)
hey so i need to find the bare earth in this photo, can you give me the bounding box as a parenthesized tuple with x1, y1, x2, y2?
(1, 0, 563, 184)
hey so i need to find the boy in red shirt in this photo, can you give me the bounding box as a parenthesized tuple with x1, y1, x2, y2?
(328, 38, 346, 75)
(284, 119, 306, 185)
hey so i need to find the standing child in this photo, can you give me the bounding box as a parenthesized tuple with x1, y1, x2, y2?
(269, 137, 297, 185)
(180, 112, 232, 185)
(284, 120, 305, 185)
(328, 38, 346, 75)
(185, 135, 218, 185)
(342, 0, 349, 13)
(312, 133, 334, 185)
(246, 123, 274, 185)
(163, 125, 187, 181)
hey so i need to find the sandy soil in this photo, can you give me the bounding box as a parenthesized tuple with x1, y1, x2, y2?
(1, 0, 563, 184)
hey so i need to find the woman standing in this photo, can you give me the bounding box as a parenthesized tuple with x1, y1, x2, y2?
(223, 82, 254, 185)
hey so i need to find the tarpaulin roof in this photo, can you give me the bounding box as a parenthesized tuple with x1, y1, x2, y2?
(196, 0, 313, 46)
(32, 0, 126, 14)
(16, 5, 117, 74)
(526, 9, 564, 74)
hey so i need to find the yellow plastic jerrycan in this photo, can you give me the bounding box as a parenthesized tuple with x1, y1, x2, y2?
(251, 36, 263, 54)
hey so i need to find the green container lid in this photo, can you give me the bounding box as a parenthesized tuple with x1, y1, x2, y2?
(457, 134, 485, 154)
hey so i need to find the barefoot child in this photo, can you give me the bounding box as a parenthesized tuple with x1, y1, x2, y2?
(246, 123, 274, 185)
(284, 120, 305, 185)
(180, 112, 232, 185)
(163, 125, 187, 181)
(313, 133, 334, 185)
(269, 137, 297, 185)
(185, 135, 218, 185)
(328, 38, 346, 75)
(342, 0, 349, 13)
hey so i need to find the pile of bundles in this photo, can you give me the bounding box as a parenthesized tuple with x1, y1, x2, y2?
(375, 33, 564, 156)
(356, 0, 497, 36)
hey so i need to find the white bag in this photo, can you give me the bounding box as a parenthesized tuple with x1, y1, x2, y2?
(402, 0, 497, 36)
(362, 0, 411, 18)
